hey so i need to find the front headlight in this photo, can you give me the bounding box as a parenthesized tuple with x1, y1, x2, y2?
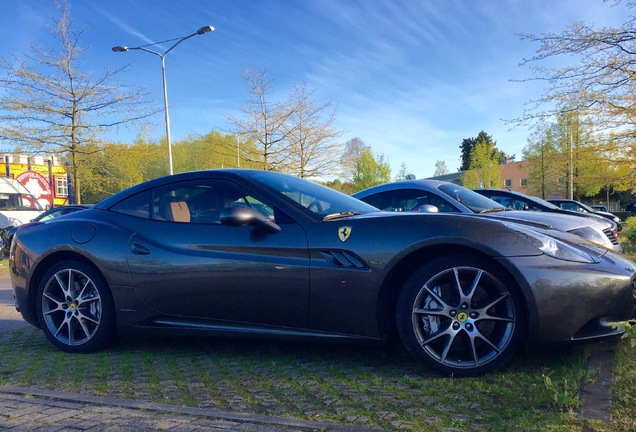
(512, 226, 597, 263)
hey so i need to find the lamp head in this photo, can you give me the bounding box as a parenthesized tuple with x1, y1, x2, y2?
(112, 46, 129, 52)
(196, 26, 215, 35)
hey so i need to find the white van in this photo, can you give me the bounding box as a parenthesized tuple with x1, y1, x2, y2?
(0, 177, 44, 229)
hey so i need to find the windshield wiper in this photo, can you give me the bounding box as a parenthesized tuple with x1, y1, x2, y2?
(479, 208, 506, 214)
(323, 211, 362, 221)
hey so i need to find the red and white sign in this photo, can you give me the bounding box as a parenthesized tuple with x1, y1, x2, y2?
(16, 171, 53, 209)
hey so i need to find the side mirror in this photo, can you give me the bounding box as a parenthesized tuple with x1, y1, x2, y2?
(220, 205, 281, 234)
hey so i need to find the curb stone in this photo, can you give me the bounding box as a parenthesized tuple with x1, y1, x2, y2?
(577, 340, 616, 426)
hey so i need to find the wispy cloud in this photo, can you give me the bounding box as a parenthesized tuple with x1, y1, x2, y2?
(90, 4, 154, 45)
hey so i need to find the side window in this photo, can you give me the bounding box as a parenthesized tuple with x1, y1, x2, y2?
(361, 190, 429, 212)
(359, 192, 392, 210)
(488, 195, 511, 207)
(489, 195, 527, 210)
(561, 202, 581, 212)
(151, 179, 277, 225)
(111, 191, 151, 219)
(39, 209, 64, 221)
(428, 194, 460, 212)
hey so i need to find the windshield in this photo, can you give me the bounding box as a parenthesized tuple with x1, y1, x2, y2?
(438, 184, 505, 213)
(0, 193, 43, 211)
(246, 170, 378, 219)
(574, 201, 594, 212)
(526, 195, 561, 209)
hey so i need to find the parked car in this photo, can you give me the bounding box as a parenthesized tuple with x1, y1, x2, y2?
(353, 179, 622, 253)
(10, 170, 636, 376)
(0, 177, 43, 229)
(474, 188, 620, 231)
(625, 202, 636, 213)
(548, 199, 622, 226)
(1, 204, 93, 255)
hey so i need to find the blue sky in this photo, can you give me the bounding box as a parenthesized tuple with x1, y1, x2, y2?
(0, 1, 630, 178)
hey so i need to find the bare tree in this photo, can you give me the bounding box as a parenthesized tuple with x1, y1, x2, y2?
(340, 137, 369, 181)
(0, 2, 157, 203)
(515, 3, 636, 139)
(284, 83, 343, 178)
(393, 162, 409, 181)
(227, 67, 296, 171)
(433, 160, 449, 177)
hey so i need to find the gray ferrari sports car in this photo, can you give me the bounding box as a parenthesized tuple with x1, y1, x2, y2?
(10, 170, 636, 376)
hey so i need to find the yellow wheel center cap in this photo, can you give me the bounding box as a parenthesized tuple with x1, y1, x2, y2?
(457, 311, 469, 322)
(69, 304, 77, 312)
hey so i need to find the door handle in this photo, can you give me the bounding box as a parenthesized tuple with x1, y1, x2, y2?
(130, 242, 151, 255)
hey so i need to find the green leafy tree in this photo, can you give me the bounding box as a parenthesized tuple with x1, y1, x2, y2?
(523, 122, 563, 198)
(553, 111, 601, 199)
(462, 136, 502, 189)
(459, 137, 476, 172)
(172, 130, 262, 172)
(458, 131, 505, 171)
(524, 111, 631, 201)
(79, 131, 165, 203)
(351, 148, 391, 193)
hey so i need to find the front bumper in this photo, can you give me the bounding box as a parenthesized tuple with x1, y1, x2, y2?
(506, 252, 636, 344)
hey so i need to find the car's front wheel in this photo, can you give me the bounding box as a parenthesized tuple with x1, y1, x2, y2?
(36, 260, 115, 353)
(396, 255, 524, 376)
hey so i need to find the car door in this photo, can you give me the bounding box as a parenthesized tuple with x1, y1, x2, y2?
(122, 178, 311, 328)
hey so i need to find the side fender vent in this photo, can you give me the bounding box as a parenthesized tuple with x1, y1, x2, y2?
(320, 250, 368, 269)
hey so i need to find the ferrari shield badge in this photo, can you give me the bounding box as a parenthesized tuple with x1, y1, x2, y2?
(338, 226, 352, 242)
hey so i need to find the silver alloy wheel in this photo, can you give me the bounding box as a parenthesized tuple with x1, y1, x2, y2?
(41, 268, 103, 347)
(411, 266, 516, 370)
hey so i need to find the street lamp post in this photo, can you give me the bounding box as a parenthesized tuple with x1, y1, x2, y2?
(112, 25, 214, 175)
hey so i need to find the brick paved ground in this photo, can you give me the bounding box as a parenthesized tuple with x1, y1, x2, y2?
(0, 385, 373, 431)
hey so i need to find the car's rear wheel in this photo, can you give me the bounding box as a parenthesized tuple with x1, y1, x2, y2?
(396, 255, 524, 376)
(36, 260, 115, 353)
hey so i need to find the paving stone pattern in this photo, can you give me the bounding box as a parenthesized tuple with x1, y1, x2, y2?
(0, 386, 367, 431)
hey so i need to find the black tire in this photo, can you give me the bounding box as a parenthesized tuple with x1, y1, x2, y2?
(396, 254, 524, 376)
(36, 259, 116, 353)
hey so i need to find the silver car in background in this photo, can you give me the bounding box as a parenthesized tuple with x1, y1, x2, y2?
(353, 179, 622, 253)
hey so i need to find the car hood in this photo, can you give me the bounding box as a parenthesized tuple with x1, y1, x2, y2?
(481, 210, 610, 231)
